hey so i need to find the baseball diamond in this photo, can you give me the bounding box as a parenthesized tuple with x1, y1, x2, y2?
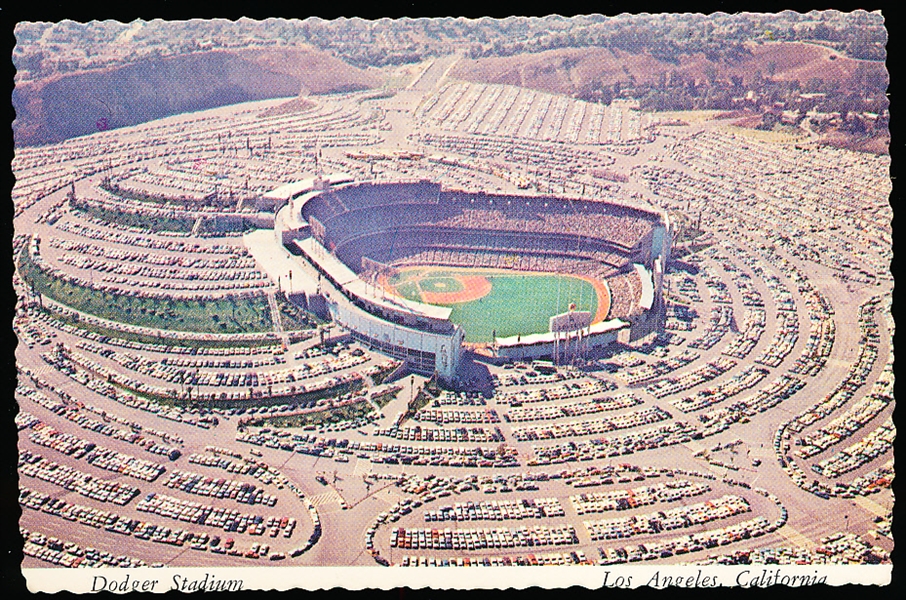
(283, 179, 671, 378)
(384, 267, 606, 344)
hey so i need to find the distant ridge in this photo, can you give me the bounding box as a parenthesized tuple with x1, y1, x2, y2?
(13, 47, 381, 147)
(450, 41, 886, 101)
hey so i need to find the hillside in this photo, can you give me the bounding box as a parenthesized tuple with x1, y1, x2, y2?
(450, 41, 887, 102)
(13, 47, 381, 147)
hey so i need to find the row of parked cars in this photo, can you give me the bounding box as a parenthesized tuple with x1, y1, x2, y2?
(164, 469, 278, 506)
(188, 452, 283, 486)
(21, 379, 183, 459)
(376, 425, 502, 443)
(22, 527, 148, 568)
(425, 498, 565, 523)
(18, 450, 140, 505)
(528, 420, 697, 465)
(136, 492, 294, 537)
(391, 524, 579, 550)
(511, 406, 671, 442)
(398, 550, 591, 567)
(240, 429, 519, 468)
(570, 479, 711, 515)
(597, 516, 773, 564)
(584, 494, 752, 541)
(700, 532, 889, 565)
(503, 393, 640, 424)
(413, 409, 500, 424)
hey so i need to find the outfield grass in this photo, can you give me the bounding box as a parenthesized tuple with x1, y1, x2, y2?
(449, 274, 596, 342)
(19, 247, 273, 334)
(390, 268, 599, 343)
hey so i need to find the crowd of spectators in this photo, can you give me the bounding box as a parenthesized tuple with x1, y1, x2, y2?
(605, 270, 644, 319)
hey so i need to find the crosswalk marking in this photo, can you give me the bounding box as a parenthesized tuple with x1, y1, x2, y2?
(776, 525, 816, 550)
(854, 495, 889, 518)
(683, 440, 706, 455)
(308, 489, 342, 507)
(352, 458, 371, 478)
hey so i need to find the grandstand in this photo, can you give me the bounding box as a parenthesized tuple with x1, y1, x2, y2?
(273, 178, 671, 381)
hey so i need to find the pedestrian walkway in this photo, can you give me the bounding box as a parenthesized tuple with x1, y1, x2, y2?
(854, 495, 889, 519)
(776, 525, 817, 550)
(242, 229, 318, 296)
(267, 292, 283, 334)
(309, 488, 343, 507)
(352, 458, 371, 478)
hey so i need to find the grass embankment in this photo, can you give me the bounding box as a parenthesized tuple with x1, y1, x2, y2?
(19, 246, 272, 334)
(254, 401, 373, 428)
(722, 124, 805, 143)
(370, 363, 402, 386)
(99, 181, 240, 213)
(71, 199, 195, 233)
(371, 386, 401, 409)
(248, 385, 403, 429)
(246, 383, 375, 428)
(99, 181, 182, 205)
(405, 379, 441, 419)
(115, 372, 364, 411)
(43, 307, 282, 349)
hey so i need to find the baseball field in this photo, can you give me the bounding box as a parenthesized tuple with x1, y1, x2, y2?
(385, 266, 610, 343)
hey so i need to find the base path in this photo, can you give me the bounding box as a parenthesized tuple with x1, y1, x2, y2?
(379, 267, 494, 305)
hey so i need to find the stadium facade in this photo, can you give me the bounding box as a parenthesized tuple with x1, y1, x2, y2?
(270, 176, 672, 383)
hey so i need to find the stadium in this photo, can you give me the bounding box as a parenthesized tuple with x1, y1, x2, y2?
(272, 177, 672, 384)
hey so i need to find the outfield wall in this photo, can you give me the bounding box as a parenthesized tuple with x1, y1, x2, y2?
(495, 319, 627, 361)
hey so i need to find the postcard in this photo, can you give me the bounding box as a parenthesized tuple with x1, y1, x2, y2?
(11, 12, 891, 591)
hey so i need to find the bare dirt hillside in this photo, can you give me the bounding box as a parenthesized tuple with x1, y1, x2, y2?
(235, 47, 381, 95)
(450, 42, 886, 96)
(13, 47, 381, 147)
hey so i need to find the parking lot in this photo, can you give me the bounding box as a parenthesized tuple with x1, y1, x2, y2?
(13, 67, 892, 569)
